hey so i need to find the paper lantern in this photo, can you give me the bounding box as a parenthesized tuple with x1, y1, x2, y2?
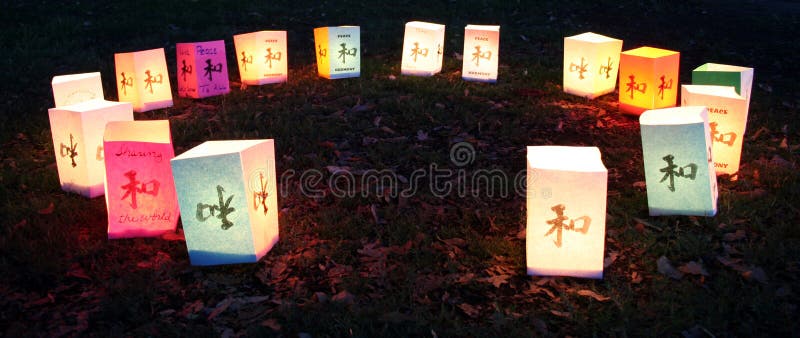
(171, 140, 279, 266)
(103, 120, 179, 239)
(114, 48, 173, 112)
(313, 26, 360, 79)
(48, 100, 133, 198)
(681, 85, 748, 176)
(52, 72, 104, 107)
(400, 21, 445, 76)
(462, 25, 500, 83)
(618, 46, 679, 115)
(233, 31, 288, 85)
(640, 106, 718, 216)
(176, 40, 230, 98)
(562, 32, 623, 99)
(526, 146, 607, 279)
(692, 63, 754, 111)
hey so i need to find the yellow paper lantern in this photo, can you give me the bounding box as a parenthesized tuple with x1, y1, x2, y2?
(313, 26, 360, 79)
(462, 25, 500, 82)
(176, 40, 230, 98)
(48, 100, 134, 198)
(233, 31, 288, 85)
(114, 48, 173, 113)
(618, 46, 679, 115)
(51, 72, 104, 107)
(526, 146, 607, 279)
(563, 32, 623, 99)
(400, 21, 445, 76)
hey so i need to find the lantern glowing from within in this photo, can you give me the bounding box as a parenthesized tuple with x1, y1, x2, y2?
(692, 63, 754, 111)
(640, 106, 718, 216)
(563, 32, 623, 99)
(233, 31, 288, 85)
(681, 85, 748, 176)
(313, 26, 360, 79)
(52, 72, 104, 107)
(176, 40, 230, 98)
(400, 21, 445, 76)
(171, 140, 279, 266)
(462, 24, 500, 83)
(114, 48, 173, 113)
(103, 120, 179, 239)
(526, 146, 607, 279)
(48, 100, 133, 198)
(618, 46, 679, 115)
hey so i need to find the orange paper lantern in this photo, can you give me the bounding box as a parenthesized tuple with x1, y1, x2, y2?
(114, 48, 173, 113)
(618, 46, 679, 115)
(233, 31, 288, 85)
(313, 26, 360, 79)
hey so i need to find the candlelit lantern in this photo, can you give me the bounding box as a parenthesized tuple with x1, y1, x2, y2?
(114, 48, 173, 112)
(640, 106, 717, 216)
(462, 25, 500, 82)
(681, 85, 748, 176)
(51, 72, 104, 107)
(103, 120, 179, 239)
(176, 40, 230, 98)
(400, 21, 445, 76)
(618, 46, 679, 115)
(313, 26, 360, 79)
(233, 31, 288, 85)
(526, 146, 607, 279)
(563, 32, 623, 99)
(48, 100, 133, 198)
(171, 140, 279, 266)
(692, 63, 754, 111)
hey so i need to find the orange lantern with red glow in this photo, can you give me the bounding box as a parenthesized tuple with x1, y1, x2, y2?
(233, 31, 288, 85)
(114, 48, 173, 113)
(618, 46, 679, 115)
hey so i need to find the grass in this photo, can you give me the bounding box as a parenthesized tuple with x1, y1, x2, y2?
(1, 0, 799, 336)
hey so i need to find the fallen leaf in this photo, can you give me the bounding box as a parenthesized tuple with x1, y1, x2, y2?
(38, 202, 55, 215)
(261, 318, 281, 331)
(458, 303, 480, 318)
(678, 261, 710, 277)
(482, 274, 511, 288)
(549, 310, 570, 318)
(657, 256, 684, 280)
(207, 297, 233, 321)
(576, 289, 610, 302)
(416, 130, 429, 141)
(332, 290, 356, 305)
(741, 267, 768, 284)
(604, 252, 619, 268)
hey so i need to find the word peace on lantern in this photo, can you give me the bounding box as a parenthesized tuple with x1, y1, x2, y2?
(233, 31, 288, 85)
(114, 48, 173, 113)
(618, 46, 679, 115)
(314, 26, 360, 79)
(176, 40, 230, 98)
(51, 72, 104, 107)
(400, 21, 445, 76)
(562, 32, 623, 99)
(462, 25, 500, 83)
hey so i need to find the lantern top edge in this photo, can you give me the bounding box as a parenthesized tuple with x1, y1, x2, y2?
(176, 39, 225, 46)
(406, 21, 445, 29)
(104, 120, 172, 143)
(681, 84, 743, 99)
(114, 47, 165, 56)
(622, 46, 678, 58)
(233, 30, 287, 38)
(640, 106, 708, 126)
(49, 99, 131, 112)
(465, 24, 500, 31)
(526, 146, 606, 172)
(52, 71, 101, 84)
(565, 32, 621, 43)
(693, 63, 753, 73)
(173, 139, 274, 160)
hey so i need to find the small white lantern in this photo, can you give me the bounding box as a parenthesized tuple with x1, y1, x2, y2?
(171, 140, 279, 266)
(313, 26, 360, 79)
(48, 100, 134, 198)
(526, 146, 607, 279)
(462, 25, 500, 82)
(233, 31, 288, 85)
(640, 106, 718, 216)
(176, 40, 230, 98)
(114, 48, 173, 113)
(51, 72, 104, 107)
(563, 32, 623, 99)
(692, 63, 754, 111)
(400, 21, 445, 76)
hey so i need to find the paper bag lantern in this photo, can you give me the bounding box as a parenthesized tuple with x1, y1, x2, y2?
(526, 146, 607, 279)
(103, 120, 179, 239)
(176, 40, 230, 98)
(313, 26, 360, 79)
(563, 32, 623, 99)
(692, 63, 754, 111)
(171, 140, 279, 266)
(114, 48, 173, 112)
(52, 72, 104, 107)
(462, 25, 500, 82)
(400, 21, 445, 76)
(681, 85, 748, 175)
(640, 106, 718, 216)
(48, 100, 133, 198)
(618, 46, 679, 115)
(233, 31, 288, 85)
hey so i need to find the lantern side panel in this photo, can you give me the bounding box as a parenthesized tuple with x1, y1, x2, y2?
(326, 26, 361, 79)
(652, 52, 680, 109)
(132, 48, 173, 112)
(234, 33, 262, 85)
(176, 43, 199, 98)
(259, 31, 288, 84)
(240, 140, 279, 261)
(115, 52, 140, 111)
(313, 27, 332, 79)
(49, 108, 90, 196)
(195, 40, 230, 98)
(52, 72, 104, 107)
(401, 22, 445, 76)
(462, 25, 500, 83)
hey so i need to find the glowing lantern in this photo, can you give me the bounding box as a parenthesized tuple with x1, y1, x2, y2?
(681, 85, 748, 176)
(400, 21, 445, 76)
(563, 32, 623, 99)
(313, 26, 360, 79)
(52, 72, 104, 107)
(114, 48, 173, 113)
(103, 120, 179, 239)
(176, 40, 230, 98)
(48, 100, 133, 198)
(526, 146, 607, 279)
(618, 46, 679, 115)
(640, 106, 718, 216)
(233, 31, 288, 85)
(462, 25, 500, 82)
(171, 140, 279, 266)
(692, 63, 754, 111)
